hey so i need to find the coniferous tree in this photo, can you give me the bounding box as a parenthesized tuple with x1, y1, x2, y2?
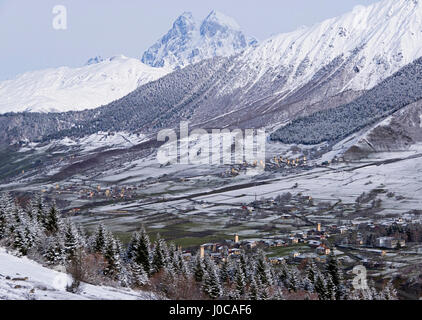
(126, 231, 140, 261)
(44, 236, 65, 265)
(64, 222, 79, 262)
(45, 204, 60, 234)
(314, 271, 328, 300)
(279, 260, 289, 285)
(255, 250, 273, 286)
(103, 235, 122, 280)
(220, 259, 230, 284)
(239, 253, 248, 279)
(0, 207, 6, 240)
(176, 249, 190, 277)
(35, 196, 47, 227)
(151, 234, 167, 274)
(325, 275, 337, 300)
(92, 224, 107, 254)
(234, 266, 246, 298)
(137, 227, 152, 274)
(13, 227, 29, 256)
(256, 277, 270, 300)
(248, 277, 259, 300)
(306, 259, 318, 284)
(287, 267, 300, 292)
(203, 259, 222, 299)
(193, 252, 204, 282)
(326, 253, 342, 299)
(129, 262, 149, 287)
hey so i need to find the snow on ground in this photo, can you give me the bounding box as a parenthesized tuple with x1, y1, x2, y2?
(0, 248, 155, 300)
(20, 131, 147, 155)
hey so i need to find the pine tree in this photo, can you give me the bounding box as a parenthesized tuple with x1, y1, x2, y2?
(103, 234, 122, 279)
(255, 250, 272, 285)
(326, 253, 341, 286)
(23, 225, 35, 251)
(176, 249, 190, 277)
(45, 204, 60, 234)
(306, 259, 317, 284)
(314, 272, 328, 300)
(0, 208, 6, 240)
(220, 259, 230, 284)
(13, 227, 29, 256)
(92, 224, 107, 254)
(193, 252, 204, 282)
(234, 266, 246, 298)
(203, 260, 222, 299)
(168, 242, 177, 267)
(129, 262, 149, 287)
(302, 276, 314, 293)
(0, 194, 11, 240)
(44, 236, 65, 265)
(35, 195, 47, 227)
(325, 275, 337, 300)
(126, 231, 140, 261)
(326, 253, 342, 299)
(256, 277, 270, 300)
(248, 277, 259, 300)
(279, 259, 289, 285)
(64, 222, 79, 262)
(137, 227, 152, 274)
(0, 193, 15, 239)
(287, 268, 300, 292)
(151, 234, 168, 274)
(239, 253, 248, 279)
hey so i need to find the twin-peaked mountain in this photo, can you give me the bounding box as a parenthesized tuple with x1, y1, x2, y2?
(141, 11, 257, 69)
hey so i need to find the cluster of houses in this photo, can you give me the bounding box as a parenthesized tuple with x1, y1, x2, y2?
(269, 155, 308, 168)
(223, 160, 266, 177)
(183, 222, 336, 264)
(48, 183, 141, 201)
(184, 214, 413, 265)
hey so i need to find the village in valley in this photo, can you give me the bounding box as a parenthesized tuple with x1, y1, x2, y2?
(176, 192, 422, 294)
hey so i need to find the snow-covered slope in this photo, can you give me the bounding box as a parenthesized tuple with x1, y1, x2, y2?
(235, 0, 422, 94)
(0, 55, 170, 114)
(141, 11, 257, 69)
(0, 248, 155, 300)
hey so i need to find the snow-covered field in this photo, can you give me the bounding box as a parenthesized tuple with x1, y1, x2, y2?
(0, 248, 155, 300)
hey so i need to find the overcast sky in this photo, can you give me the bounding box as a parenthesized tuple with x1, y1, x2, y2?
(0, 0, 380, 80)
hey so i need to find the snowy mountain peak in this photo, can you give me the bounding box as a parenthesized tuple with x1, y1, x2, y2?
(85, 56, 105, 65)
(141, 10, 257, 69)
(171, 12, 196, 35)
(201, 10, 241, 34)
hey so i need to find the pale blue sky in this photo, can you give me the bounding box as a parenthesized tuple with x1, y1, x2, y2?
(0, 0, 380, 80)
